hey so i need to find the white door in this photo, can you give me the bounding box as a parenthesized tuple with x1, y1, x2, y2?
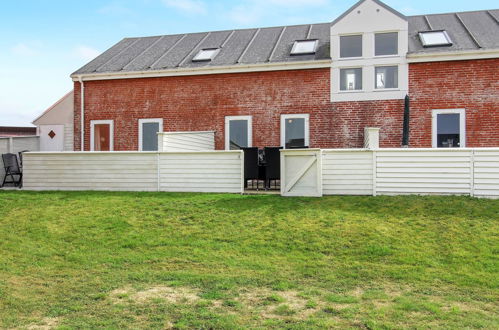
(39, 125, 64, 151)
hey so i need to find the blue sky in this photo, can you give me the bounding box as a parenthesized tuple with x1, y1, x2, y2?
(0, 0, 497, 126)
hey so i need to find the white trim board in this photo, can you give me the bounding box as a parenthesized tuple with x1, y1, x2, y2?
(225, 115, 252, 150)
(138, 118, 163, 151)
(90, 120, 114, 151)
(280, 114, 310, 148)
(72, 60, 332, 82)
(432, 108, 466, 148)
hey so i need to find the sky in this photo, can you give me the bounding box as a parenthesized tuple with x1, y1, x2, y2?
(0, 0, 497, 127)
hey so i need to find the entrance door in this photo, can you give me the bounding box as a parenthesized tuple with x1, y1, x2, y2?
(39, 125, 64, 151)
(91, 120, 113, 151)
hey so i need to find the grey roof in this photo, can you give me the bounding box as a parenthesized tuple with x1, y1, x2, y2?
(72, 9, 499, 76)
(408, 10, 499, 53)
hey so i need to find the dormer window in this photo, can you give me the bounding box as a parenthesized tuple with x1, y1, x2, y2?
(290, 39, 318, 55)
(419, 31, 452, 47)
(340, 35, 362, 58)
(192, 48, 220, 62)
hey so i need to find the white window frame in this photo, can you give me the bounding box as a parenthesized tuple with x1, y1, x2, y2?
(432, 109, 466, 148)
(138, 118, 163, 151)
(339, 33, 363, 59)
(290, 39, 318, 55)
(374, 65, 399, 90)
(280, 114, 310, 149)
(90, 120, 114, 151)
(374, 31, 399, 57)
(225, 115, 252, 150)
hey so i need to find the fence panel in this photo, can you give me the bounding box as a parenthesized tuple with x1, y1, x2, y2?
(473, 150, 499, 198)
(376, 149, 472, 195)
(159, 151, 243, 193)
(22, 151, 243, 193)
(23, 152, 158, 191)
(322, 150, 373, 195)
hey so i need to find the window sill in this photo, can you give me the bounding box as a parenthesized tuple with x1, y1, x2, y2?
(338, 90, 364, 93)
(374, 88, 400, 92)
(338, 56, 364, 61)
(373, 54, 399, 58)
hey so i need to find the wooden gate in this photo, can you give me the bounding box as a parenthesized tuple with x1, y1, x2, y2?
(280, 149, 322, 197)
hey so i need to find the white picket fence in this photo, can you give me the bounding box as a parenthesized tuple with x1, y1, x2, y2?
(281, 148, 499, 199)
(22, 151, 243, 193)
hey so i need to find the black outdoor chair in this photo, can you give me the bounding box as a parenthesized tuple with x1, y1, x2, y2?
(2, 153, 23, 188)
(18, 150, 29, 168)
(241, 147, 259, 189)
(264, 147, 282, 189)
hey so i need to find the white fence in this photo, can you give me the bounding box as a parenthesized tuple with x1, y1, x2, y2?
(158, 131, 215, 152)
(281, 148, 499, 198)
(0, 136, 39, 181)
(22, 151, 243, 193)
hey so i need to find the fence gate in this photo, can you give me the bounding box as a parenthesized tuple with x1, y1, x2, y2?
(280, 149, 322, 197)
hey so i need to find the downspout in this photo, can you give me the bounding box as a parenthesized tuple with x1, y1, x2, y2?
(402, 95, 410, 147)
(78, 76, 85, 151)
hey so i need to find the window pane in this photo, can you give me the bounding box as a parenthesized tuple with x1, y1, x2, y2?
(291, 40, 317, 55)
(285, 118, 305, 148)
(375, 32, 398, 56)
(340, 68, 362, 90)
(94, 124, 110, 151)
(437, 113, 460, 147)
(340, 35, 362, 58)
(419, 31, 452, 46)
(142, 122, 160, 151)
(375, 66, 398, 89)
(229, 120, 248, 150)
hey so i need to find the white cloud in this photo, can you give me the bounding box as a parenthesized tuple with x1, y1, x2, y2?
(74, 46, 101, 61)
(11, 43, 40, 56)
(162, 0, 206, 14)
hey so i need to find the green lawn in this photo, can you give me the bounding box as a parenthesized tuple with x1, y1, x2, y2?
(0, 191, 498, 329)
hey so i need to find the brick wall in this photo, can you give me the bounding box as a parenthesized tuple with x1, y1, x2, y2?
(74, 68, 406, 151)
(74, 59, 498, 151)
(408, 58, 499, 147)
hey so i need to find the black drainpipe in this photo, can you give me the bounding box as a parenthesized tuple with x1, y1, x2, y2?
(402, 95, 410, 147)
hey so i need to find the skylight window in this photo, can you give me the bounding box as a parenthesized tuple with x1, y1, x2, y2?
(419, 30, 452, 47)
(290, 40, 318, 55)
(192, 48, 220, 62)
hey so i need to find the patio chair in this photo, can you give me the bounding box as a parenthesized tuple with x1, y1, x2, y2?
(241, 147, 259, 189)
(1, 153, 23, 188)
(18, 150, 29, 168)
(264, 147, 282, 190)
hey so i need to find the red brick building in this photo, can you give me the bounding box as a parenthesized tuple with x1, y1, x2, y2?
(71, 0, 499, 151)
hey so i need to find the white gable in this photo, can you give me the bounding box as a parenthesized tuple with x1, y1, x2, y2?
(332, 0, 407, 35)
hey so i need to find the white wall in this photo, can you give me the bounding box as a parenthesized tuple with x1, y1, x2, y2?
(159, 131, 215, 152)
(22, 151, 243, 193)
(330, 0, 408, 101)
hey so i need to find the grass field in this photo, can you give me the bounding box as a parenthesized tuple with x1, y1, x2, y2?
(0, 191, 498, 329)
